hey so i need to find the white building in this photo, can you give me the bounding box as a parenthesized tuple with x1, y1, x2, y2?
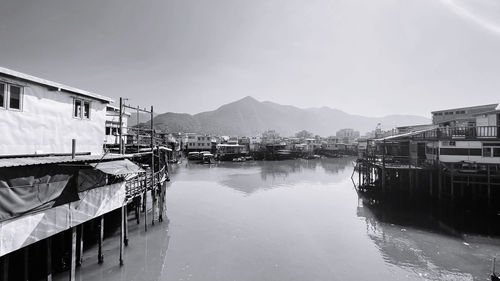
(104, 105, 130, 146)
(0, 67, 113, 156)
(186, 133, 213, 151)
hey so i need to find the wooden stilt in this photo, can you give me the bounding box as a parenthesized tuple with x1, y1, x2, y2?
(124, 204, 129, 246)
(152, 188, 156, 226)
(46, 238, 52, 281)
(70, 227, 76, 281)
(488, 165, 492, 209)
(451, 165, 455, 201)
(77, 225, 84, 266)
(438, 164, 442, 200)
(23, 247, 28, 281)
(429, 171, 433, 197)
(119, 206, 124, 266)
(98, 216, 104, 264)
(144, 191, 148, 232)
(2, 255, 9, 281)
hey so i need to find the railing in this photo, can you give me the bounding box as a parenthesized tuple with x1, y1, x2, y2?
(412, 126, 499, 140)
(125, 166, 166, 198)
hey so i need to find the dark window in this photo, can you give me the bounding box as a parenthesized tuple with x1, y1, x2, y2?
(494, 148, 500, 157)
(106, 127, 111, 135)
(83, 101, 90, 119)
(440, 148, 482, 156)
(483, 147, 492, 157)
(0, 83, 4, 108)
(9, 85, 21, 110)
(74, 99, 82, 118)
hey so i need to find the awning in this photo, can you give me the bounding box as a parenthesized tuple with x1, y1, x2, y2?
(92, 159, 144, 175)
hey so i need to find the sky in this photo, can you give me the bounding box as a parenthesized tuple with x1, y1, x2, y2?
(1, 0, 500, 118)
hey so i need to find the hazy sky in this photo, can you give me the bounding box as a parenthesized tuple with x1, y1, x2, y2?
(1, 0, 499, 117)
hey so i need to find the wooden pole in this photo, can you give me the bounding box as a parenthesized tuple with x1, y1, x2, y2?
(382, 140, 386, 193)
(451, 165, 455, 201)
(77, 225, 84, 267)
(2, 256, 9, 281)
(70, 227, 77, 281)
(98, 216, 104, 264)
(119, 97, 123, 154)
(124, 204, 129, 246)
(144, 176, 148, 232)
(119, 206, 124, 266)
(46, 238, 52, 281)
(23, 247, 28, 281)
(488, 165, 492, 209)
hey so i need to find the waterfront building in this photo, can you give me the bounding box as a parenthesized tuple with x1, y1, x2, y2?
(104, 105, 130, 148)
(0, 67, 113, 156)
(336, 128, 360, 144)
(186, 133, 214, 152)
(431, 103, 497, 127)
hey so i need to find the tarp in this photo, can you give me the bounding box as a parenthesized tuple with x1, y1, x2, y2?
(92, 159, 143, 175)
(0, 166, 77, 222)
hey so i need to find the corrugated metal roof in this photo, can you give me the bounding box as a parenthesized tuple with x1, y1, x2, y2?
(0, 154, 129, 168)
(374, 128, 435, 142)
(0, 66, 114, 103)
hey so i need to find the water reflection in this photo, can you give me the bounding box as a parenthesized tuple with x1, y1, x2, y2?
(216, 157, 355, 194)
(356, 198, 500, 280)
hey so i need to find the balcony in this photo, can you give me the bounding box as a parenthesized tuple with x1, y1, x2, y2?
(412, 126, 499, 141)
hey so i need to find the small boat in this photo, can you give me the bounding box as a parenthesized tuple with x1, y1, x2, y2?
(202, 153, 215, 164)
(232, 157, 246, 162)
(187, 152, 202, 161)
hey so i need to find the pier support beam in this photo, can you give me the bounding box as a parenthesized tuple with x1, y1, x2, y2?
(98, 216, 104, 264)
(77, 225, 84, 266)
(488, 165, 492, 210)
(70, 227, 77, 281)
(124, 204, 129, 246)
(23, 247, 29, 281)
(2, 256, 9, 281)
(119, 206, 125, 266)
(46, 238, 52, 281)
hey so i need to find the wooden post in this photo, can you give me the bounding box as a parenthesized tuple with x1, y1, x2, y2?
(451, 165, 455, 201)
(46, 238, 52, 281)
(488, 165, 492, 209)
(438, 163, 442, 200)
(77, 225, 84, 266)
(124, 204, 129, 246)
(119, 206, 124, 266)
(70, 227, 77, 281)
(23, 247, 28, 281)
(119, 97, 123, 154)
(382, 140, 386, 193)
(98, 216, 104, 264)
(135, 197, 140, 224)
(2, 256, 9, 281)
(429, 171, 433, 197)
(144, 181, 148, 232)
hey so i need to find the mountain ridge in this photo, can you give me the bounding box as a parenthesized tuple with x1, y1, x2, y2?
(148, 96, 430, 136)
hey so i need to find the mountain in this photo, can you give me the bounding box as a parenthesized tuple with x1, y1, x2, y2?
(148, 96, 430, 136)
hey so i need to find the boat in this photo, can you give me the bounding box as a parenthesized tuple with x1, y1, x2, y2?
(202, 153, 215, 164)
(232, 157, 246, 162)
(187, 151, 202, 161)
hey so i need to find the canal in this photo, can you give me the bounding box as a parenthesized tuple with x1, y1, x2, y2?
(57, 157, 500, 281)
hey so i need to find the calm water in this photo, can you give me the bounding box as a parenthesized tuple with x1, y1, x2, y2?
(63, 158, 500, 281)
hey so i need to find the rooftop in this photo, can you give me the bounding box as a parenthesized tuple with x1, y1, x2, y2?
(431, 103, 497, 114)
(0, 66, 114, 103)
(0, 154, 128, 168)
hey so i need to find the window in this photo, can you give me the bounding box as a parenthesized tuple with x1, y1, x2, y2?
(83, 101, 90, 119)
(74, 99, 81, 117)
(9, 85, 21, 110)
(483, 147, 492, 157)
(0, 83, 23, 110)
(494, 148, 500, 157)
(0, 83, 4, 108)
(74, 98, 91, 119)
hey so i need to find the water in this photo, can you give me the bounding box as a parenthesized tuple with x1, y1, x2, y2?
(60, 158, 500, 281)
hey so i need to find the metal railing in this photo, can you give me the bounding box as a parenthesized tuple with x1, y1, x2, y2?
(125, 166, 166, 198)
(412, 126, 499, 140)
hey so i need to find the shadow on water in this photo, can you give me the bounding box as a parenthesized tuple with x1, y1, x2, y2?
(356, 200, 500, 280)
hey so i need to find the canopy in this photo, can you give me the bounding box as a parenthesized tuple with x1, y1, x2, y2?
(92, 159, 143, 175)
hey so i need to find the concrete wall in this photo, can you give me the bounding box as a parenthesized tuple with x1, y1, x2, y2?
(0, 76, 107, 156)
